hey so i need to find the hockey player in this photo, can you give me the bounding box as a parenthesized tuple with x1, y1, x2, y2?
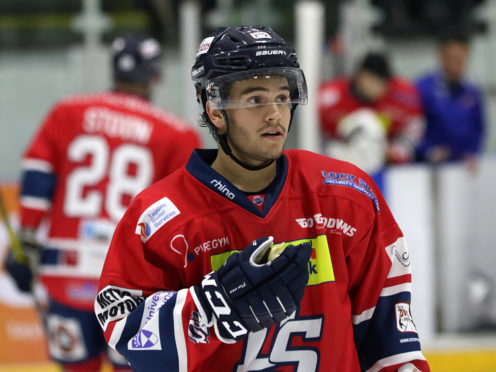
(318, 52, 424, 166)
(7, 34, 202, 372)
(95, 26, 430, 371)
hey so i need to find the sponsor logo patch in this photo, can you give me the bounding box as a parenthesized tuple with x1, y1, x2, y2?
(135, 197, 180, 243)
(250, 31, 272, 39)
(130, 329, 160, 349)
(395, 303, 417, 333)
(392, 243, 411, 267)
(193, 236, 229, 256)
(188, 311, 210, 344)
(95, 286, 144, 331)
(191, 65, 205, 78)
(46, 315, 86, 361)
(137, 222, 151, 240)
(387, 238, 411, 278)
(196, 36, 214, 56)
(255, 49, 286, 56)
(321, 171, 380, 212)
(210, 179, 235, 200)
(295, 213, 357, 237)
(142, 292, 175, 326)
(127, 291, 175, 351)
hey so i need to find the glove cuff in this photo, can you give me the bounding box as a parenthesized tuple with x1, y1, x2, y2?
(200, 271, 249, 343)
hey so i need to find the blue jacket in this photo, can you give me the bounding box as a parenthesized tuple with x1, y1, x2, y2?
(415, 71, 485, 161)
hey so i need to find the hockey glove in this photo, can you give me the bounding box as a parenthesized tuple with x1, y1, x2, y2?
(193, 236, 312, 343)
(5, 228, 41, 293)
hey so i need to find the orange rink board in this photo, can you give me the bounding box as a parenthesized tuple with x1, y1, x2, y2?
(0, 183, 50, 366)
(0, 302, 48, 364)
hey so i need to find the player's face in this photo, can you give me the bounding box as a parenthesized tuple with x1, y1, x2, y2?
(356, 71, 388, 102)
(440, 41, 469, 83)
(223, 76, 292, 166)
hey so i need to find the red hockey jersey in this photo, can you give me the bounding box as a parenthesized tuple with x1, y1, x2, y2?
(318, 77, 424, 163)
(96, 149, 430, 371)
(20, 91, 202, 310)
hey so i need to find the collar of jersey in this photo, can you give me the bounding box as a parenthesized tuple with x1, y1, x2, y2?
(186, 149, 288, 217)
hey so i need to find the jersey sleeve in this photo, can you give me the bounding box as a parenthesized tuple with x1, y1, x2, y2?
(19, 104, 62, 229)
(348, 177, 430, 371)
(95, 198, 222, 372)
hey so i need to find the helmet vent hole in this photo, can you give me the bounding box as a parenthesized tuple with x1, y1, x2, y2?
(228, 35, 241, 43)
(214, 56, 248, 67)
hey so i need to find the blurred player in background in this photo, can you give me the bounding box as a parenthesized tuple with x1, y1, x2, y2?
(415, 33, 485, 172)
(318, 51, 424, 189)
(6, 34, 202, 372)
(95, 26, 430, 371)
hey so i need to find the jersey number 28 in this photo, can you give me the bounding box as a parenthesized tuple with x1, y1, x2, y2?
(64, 135, 153, 221)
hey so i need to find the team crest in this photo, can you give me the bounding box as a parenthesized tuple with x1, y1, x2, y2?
(253, 195, 264, 206)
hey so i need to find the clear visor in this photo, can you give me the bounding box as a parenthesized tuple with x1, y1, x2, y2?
(206, 67, 308, 110)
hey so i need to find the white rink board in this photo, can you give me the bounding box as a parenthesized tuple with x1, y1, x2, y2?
(385, 155, 496, 343)
(386, 165, 435, 345)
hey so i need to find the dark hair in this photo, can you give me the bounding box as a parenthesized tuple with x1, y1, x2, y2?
(438, 32, 470, 47)
(358, 52, 392, 80)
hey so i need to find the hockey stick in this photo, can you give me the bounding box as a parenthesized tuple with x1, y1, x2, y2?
(0, 188, 27, 263)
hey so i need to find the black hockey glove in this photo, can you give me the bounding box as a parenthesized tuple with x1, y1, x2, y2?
(5, 228, 41, 293)
(193, 236, 312, 343)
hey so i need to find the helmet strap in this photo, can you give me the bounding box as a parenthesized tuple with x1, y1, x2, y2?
(288, 103, 298, 131)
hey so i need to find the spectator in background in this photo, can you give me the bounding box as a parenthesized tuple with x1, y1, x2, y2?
(318, 51, 424, 189)
(415, 33, 485, 172)
(6, 34, 202, 372)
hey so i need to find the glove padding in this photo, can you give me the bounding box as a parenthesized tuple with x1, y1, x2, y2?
(5, 228, 41, 293)
(193, 236, 312, 343)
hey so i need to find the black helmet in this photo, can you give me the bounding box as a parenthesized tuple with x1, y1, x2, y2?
(112, 34, 162, 85)
(191, 25, 307, 109)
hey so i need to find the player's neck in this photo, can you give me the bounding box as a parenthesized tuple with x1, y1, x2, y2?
(113, 81, 151, 100)
(211, 149, 277, 193)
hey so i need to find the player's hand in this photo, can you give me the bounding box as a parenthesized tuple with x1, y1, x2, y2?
(5, 228, 41, 293)
(193, 236, 312, 343)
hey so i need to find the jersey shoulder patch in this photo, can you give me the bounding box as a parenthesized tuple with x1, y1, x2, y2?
(135, 197, 181, 243)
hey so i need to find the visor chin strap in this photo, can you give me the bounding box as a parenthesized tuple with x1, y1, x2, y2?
(218, 134, 274, 171)
(217, 104, 298, 171)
